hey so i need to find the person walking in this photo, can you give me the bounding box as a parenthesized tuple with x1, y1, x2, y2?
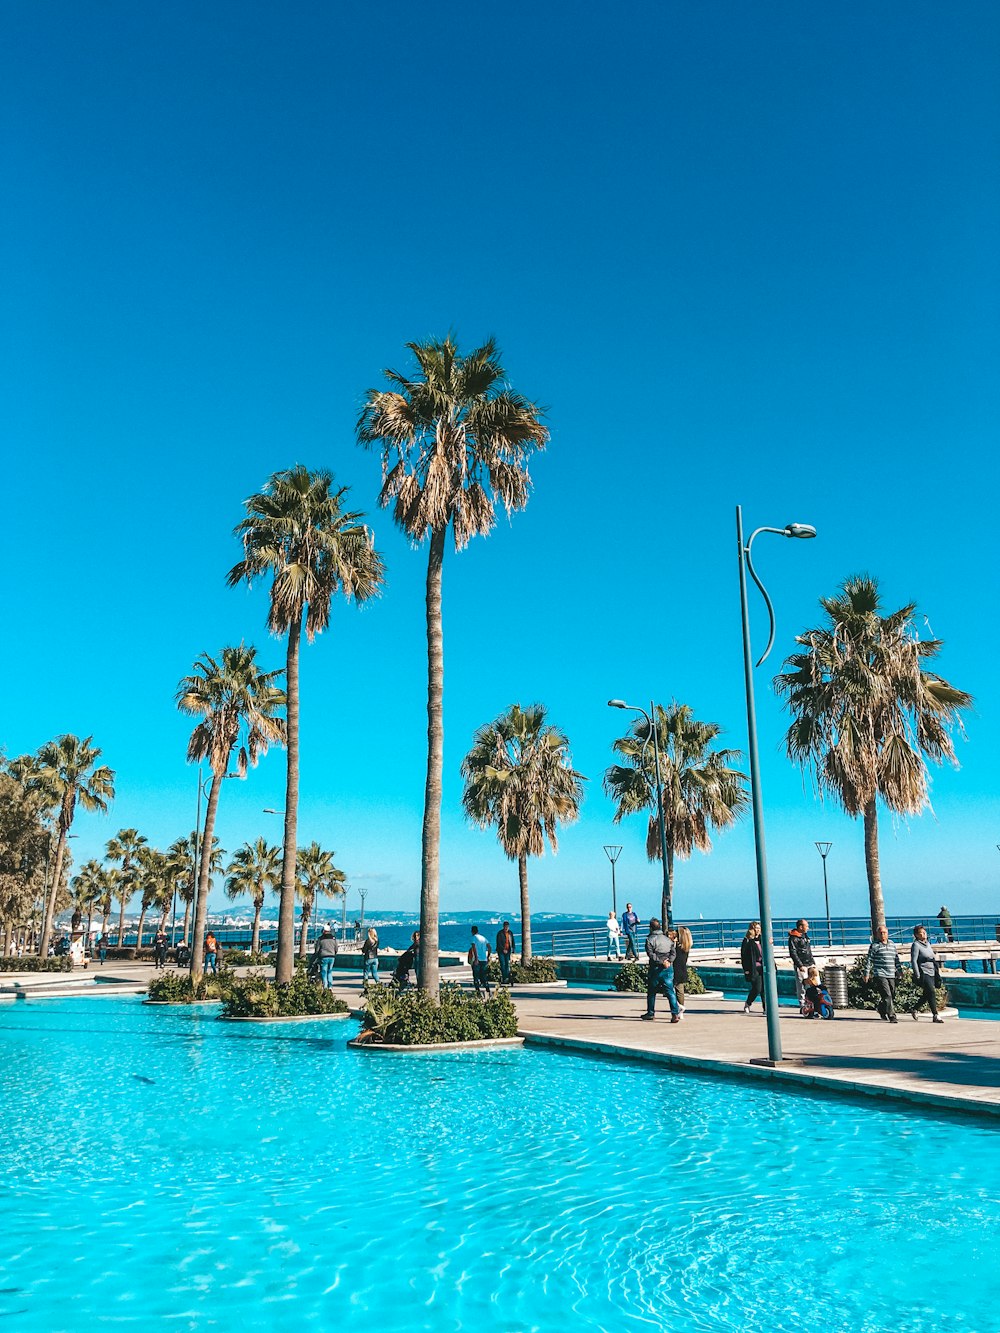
(788, 919, 815, 1005)
(641, 918, 681, 1023)
(204, 932, 219, 976)
(606, 911, 622, 961)
(98, 933, 108, 966)
(673, 925, 692, 1014)
(741, 922, 766, 1015)
(865, 926, 902, 1022)
(910, 926, 944, 1024)
(153, 928, 168, 970)
(937, 905, 954, 943)
(621, 903, 640, 960)
(313, 925, 338, 990)
(469, 926, 492, 998)
(495, 921, 515, 985)
(392, 932, 420, 990)
(361, 927, 379, 986)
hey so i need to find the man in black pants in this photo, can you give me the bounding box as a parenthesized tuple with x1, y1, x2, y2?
(864, 926, 902, 1023)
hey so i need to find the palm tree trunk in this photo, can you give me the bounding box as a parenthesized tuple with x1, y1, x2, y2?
(190, 768, 224, 982)
(181, 900, 191, 944)
(135, 906, 148, 956)
(251, 899, 262, 957)
(863, 799, 886, 936)
(663, 846, 674, 927)
(276, 613, 302, 985)
(419, 526, 446, 1000)
(116, 884, 129, 949)
(39, 825, 69, 957)
(298, 901, 312, 958)
(518, 854, 532, 964)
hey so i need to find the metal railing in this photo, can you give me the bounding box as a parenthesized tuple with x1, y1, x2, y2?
(544, 915, 1000, 958)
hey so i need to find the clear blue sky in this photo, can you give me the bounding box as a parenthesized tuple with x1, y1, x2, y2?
(2, 1, 998, 920)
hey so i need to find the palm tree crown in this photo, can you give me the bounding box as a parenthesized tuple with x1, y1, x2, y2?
(462, 703, 584, 963)
(176, 645, 285, 777)
(358, 336, 548, 998)
(295, 841, 346, 956)
(604, 703, 748, 925)
(774, 575, 973, 932)
(225, 838, 281, 956)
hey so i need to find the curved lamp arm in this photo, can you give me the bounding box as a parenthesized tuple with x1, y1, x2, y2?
(743, 523, 817, 668)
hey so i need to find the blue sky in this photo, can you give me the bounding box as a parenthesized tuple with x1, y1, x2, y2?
(2, 1, 998, 921)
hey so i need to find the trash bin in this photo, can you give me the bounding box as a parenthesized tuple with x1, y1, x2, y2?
(823, 963, 849, 1010)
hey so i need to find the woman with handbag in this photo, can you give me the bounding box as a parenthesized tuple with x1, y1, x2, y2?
(910, 925, 944, 1023)
(740, 922, 766, 1015)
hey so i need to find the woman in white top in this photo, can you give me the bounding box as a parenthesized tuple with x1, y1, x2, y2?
(607, 911, 622, 960)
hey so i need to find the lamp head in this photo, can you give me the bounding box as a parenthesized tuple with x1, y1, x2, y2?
(607, 699, 628, 709)
(784, 523, 817, 539)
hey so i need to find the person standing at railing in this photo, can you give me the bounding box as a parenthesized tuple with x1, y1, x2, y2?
(788, 920, 815, 1004)
(621, 903, 640, 960)
(640, 918, 681, 1023)
(938, 906, 954, 943)
(606, 911, 622, 960)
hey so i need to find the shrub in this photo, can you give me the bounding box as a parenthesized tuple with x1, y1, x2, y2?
(220, 969, 349, 1019)
(0, 956, 73, 973)
(358, 982, 518, 1045)
(487, 955, 557, 984)
(846, 958, 947, 1015)
(146, 970, 230, 1002)
(613, 962, 705, 995)
(222, 950, 273, 967)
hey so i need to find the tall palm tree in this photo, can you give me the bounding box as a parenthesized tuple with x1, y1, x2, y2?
(227, 466, 383, 984)
(358, 337, 548, 996)
(604, 703, 749, 925)
(168, 833, 223, 943)
(105, 828, 147, 946)
(133, 847, 170, 950)
(177, 645, 284, 981)
(36, 736, 115, 955)
(774, 576, 973, 934)
(225, 838, 281, 955)
(295, 841, 347, 958)
(461, 704, 584, 963)
(70, 859, 104, 940)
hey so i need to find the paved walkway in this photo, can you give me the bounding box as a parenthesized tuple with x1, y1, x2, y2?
(6, 964, 998, 1119)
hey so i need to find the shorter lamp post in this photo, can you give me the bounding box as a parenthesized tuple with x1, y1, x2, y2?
(815, 842, 833, 946)
(603, 845, 622, 916)
(358, 884, 368, 933)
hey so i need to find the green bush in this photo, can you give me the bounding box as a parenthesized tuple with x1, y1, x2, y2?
(359, 982, 519, 1045)
(222, 950, 273, 967)
(0, 956, 73, 973)
(846, 958, 947, 1015)
(220, 969, 349, 1019)
(146, 970, 230, 1002)
(613, 962, 705, 995)
(487, 955, 557, 984)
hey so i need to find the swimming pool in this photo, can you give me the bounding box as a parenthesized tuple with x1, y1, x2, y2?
(1, 997, 997, 1332)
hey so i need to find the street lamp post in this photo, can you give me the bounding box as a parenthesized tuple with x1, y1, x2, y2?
(815, 842, 833, 946)
(602, 845, 623, 917)
(736, 506, 816, 1065)
(607, 700, 671, 925)
(358, 884, 368, 933)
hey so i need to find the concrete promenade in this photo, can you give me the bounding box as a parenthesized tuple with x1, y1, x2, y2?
(5, 962, 999, 1120)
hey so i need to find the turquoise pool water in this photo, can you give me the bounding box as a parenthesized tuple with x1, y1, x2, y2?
(1, 997, 997, 1332)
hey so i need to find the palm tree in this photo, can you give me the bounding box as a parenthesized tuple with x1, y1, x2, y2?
(227, 466, 383, 984)
(105, 828, 147, 946)
(358, 337, 548, 996)
(168, 833, 223, 943)
(774, 576, 973, 934)
(177, 645, 284, 981)
(604, 703, 749, 925)
(133, 847, 171, 951)
(35, 736, 115, 955)
(295, 841, 347, 957)
(70, 859, 104, 940)
(225, 838, 281, 956)
(461, 704, 584, 964)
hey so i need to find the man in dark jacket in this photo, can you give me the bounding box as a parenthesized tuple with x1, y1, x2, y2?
(621, 903, 640, 960)
(641, 918, 681, 1023)
(313, 926, 338, 990)
(788, 920, 815, 1004)
(495, 921, 515, 985)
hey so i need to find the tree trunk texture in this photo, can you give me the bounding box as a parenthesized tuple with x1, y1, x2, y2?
(518, 854, 532, 964)
(276, 614, 302, 985)
(419, 526, 446, 1001)
(863, 799, 886, 936)
(134, 906, 147, 955)
(298, 902, 312, 958)
(190, 769, 224, 982)
(116, 882, 130, 949)
(38, 824, 69, 957)
(181, 901, 191, 944)
(251, 901, 262, 957)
